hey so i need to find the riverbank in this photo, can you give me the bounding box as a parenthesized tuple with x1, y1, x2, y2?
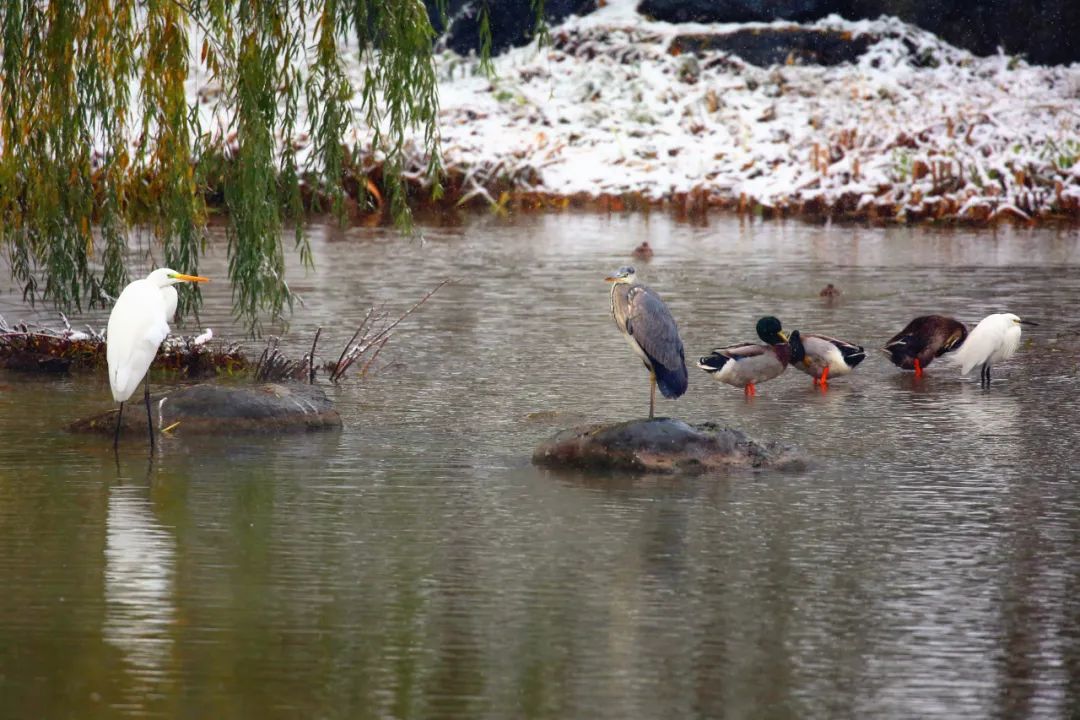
(413, 6, 1079, 225)
(185, 1, 1080, 225)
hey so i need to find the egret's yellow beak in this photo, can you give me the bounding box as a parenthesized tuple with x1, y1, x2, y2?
(172, 273, 209, 283)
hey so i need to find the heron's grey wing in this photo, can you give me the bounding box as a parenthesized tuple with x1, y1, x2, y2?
(624, 286, 685, 372)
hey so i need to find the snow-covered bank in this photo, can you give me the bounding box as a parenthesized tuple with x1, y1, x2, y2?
(192, 1, 1080, 223)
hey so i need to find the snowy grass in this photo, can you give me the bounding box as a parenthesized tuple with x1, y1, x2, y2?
(185, 0, 1080, 223)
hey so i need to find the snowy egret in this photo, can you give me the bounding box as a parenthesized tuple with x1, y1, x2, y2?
(951, 312, 1037, 387)
(787, 331, 865, 388)
(606, 266, 688, 419)
(697, 316, 796, 398)
(882, 315, 967, 378)
(107, 268, 209, 448)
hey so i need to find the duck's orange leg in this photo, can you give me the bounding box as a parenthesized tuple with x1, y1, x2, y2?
(913, 358, 923, 379)
(820, 366, 829, 389)
(744, 382, 756, 398)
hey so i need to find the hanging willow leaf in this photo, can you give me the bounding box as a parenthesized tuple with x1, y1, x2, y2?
(0, 0, 538, 334)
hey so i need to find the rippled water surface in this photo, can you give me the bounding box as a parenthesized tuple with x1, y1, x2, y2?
(1, 215, 1079, 719)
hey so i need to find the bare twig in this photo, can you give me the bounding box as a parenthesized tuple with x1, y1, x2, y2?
(328, 280, 449, 383)
(307, 326, 322, 385)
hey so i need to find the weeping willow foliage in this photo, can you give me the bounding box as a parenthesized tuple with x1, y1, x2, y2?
(0, 0, 448, 333)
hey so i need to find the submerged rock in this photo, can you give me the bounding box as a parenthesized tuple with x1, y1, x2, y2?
(69, 383, 341, 436)
(532, 418, 802, 474)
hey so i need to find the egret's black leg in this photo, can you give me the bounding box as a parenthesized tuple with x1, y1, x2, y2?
(144, 374, 155, 450)
(985, 364, 992, 387)
(649, 373, 656, 419)
(113, 402, 124, 449)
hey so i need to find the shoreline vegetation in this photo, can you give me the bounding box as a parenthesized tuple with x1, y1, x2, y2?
(2, 0, 1076, 332)
(246, 10, 1078, 227)
(0, 281, 446, 381)
(70, 7, 1080, 230)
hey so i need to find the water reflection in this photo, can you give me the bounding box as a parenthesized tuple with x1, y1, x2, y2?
(1, 215, 1079, 718)
(104, 483, 177, 713)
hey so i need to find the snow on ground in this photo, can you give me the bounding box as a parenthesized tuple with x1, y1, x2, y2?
(191, 0, 1080, 222)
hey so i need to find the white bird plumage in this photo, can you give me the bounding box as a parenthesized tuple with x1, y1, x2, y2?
(950, 312, 1032, 386)
(106, 268, 208, 447)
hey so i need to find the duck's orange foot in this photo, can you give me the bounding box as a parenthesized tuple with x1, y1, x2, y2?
(913, 359, 923, 379)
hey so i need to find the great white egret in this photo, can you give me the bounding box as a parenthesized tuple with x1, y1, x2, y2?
(697, 316, 796, 398)
(786, 331, 865, 388)
(606, 266, 688, 418)
(951, 312, 1037, 387)
(107, 268, 209, 448)
(882, 315, 968, 378)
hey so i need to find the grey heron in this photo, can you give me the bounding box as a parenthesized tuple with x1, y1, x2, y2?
(697, 316, 795, 398)
(605, 266, 688, 418)
(881, 315, 967, 378)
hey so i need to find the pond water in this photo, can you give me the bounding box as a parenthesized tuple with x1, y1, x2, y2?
(1, 214, 1079, 718)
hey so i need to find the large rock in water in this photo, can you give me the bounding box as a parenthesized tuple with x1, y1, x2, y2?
(532, 418, 801, 473)
(69, 383, 341, 436)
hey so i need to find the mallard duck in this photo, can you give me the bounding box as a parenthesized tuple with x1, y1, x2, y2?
(819, 283, 841, 298)
(697, 316, 794, 398)
(631, 241, 654, 261)
(787, 331, 865, 388)
(882, 315, 967, 378)
(951, 312, 1037, 387)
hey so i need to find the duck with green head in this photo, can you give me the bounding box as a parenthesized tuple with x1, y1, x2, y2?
(697, 316, 798, 398)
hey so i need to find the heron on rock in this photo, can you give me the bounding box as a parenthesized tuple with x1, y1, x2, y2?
(107, 268, 209, 449)
(606, 266, 688, 418)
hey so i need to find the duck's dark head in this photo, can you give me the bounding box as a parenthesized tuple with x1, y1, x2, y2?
(788, 329, 806, 363)
(756, 316, 788, 345)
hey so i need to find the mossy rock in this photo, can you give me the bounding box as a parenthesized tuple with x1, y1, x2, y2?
(70, 382, 341, 436)
(532, 417, 803, 474)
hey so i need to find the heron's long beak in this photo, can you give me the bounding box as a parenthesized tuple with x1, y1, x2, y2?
(1019, 320, 1039, 326)
(174, 274, 209, 283)
(604, 276, 618, 283)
